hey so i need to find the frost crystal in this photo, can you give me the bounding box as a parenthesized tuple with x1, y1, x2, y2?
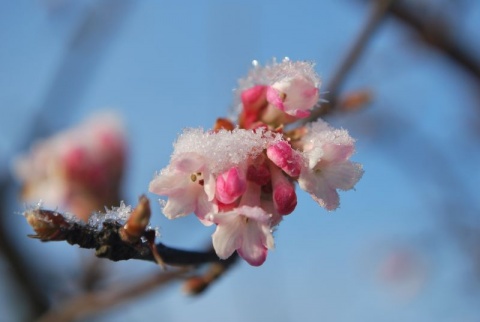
(170, 128, 283, 175)
(88, 201, 132, 228)
(233, 58, 320, 112)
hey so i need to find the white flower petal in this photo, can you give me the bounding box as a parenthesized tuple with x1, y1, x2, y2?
(162, 193, 196, 219)
(148, 173, 187, 195)
(195, 192, 216, 225)
(238, 221, 271, 266)
(211, 215, 244, 259)
(323, 161, 364, 191)
(299, 170, 339, 210)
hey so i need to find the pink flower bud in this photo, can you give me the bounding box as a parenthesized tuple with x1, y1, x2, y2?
(266, 141, 302, 178)
(269, 163, 297, 215)
(273, 181, 297, 215)
(215, 167, 247, 204)
(239, 85, 268, 129)
(247, 163, 271, 186)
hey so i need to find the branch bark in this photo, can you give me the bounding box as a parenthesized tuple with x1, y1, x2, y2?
(36, 269, 189, 322)
(25, 208, 229, 267)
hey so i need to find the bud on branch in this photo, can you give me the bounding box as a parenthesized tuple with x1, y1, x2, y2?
(25, 197, 234, 267)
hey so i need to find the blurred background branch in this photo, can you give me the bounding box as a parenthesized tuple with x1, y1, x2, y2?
(383, 0, 480, 82)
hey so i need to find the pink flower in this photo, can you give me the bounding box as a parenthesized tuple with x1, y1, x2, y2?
(14, 113, 126, 221)
(149, 153, 216, 223)
(298, 120, 363, 210)
(266, 77, 319, 118)
(207, 205, 274, 266)
(239, 85, 268, 129)
(236, 58, 320, 122)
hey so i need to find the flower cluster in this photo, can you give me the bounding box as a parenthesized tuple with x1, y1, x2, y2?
(150, 58, 363, 266)
(14, 113, 126, 221)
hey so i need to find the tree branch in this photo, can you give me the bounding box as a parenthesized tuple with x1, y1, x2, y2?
(0, 176, 49, 318)
(304, 0, 394, 123)
(385, 0, 480, 82)
(26, 208, 223, 267)
(36, 269, 189, 322)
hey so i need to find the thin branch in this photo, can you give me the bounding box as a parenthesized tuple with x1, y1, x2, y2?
(385, 0, 480, 82)
(25, 208, 222, 266)
(304, 0, 394, 123)
(0, 176, 49, 318)
(36, 268, 189, 322)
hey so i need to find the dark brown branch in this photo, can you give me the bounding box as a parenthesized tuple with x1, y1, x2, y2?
(0, 177, 49, 318)
(385, 0, 480, 82)
(26, 208, 223, 267)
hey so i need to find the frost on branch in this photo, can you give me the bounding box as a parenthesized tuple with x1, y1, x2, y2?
(24, 196, 225, 268)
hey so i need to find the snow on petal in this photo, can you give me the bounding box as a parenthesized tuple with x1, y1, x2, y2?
(298, 119, 363, 210)
(235, 58, 320, 119)
(266, 77, 319, 117)
(171, 128, 283, 176)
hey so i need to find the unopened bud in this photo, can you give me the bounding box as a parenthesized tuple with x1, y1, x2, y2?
(183, 276, 209, 295)
(266, 141, 302, 178)
(339, 89, 372, 112)
(273, 182, 297, 215)
(215, 167, 247, 204)
(25, 209, 71, 241)
(247, 163, 270, 186)
(239, 85, 268, 129)
(120, 195, 151, 243)
(213, 118, 235, 131)
(269, 162, 297, 215)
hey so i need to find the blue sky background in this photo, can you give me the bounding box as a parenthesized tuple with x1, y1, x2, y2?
(1, 1, 480, 321)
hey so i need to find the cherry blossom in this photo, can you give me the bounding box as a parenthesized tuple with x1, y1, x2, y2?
(298, 120, 364, 210)
(236, 58, 320, 126)
(14, 113, 126, 221)
(266, 76, 319, 118)
(149, 153, 216, 222)
(207, 182, 275, 266)
(207, 205, 274, 266)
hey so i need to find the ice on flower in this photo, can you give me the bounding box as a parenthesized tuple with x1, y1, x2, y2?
(148, 58, 362, 267)
(298, 120, 363, 210)
(149, 128, 286, 222)
(235, 58, 320, 120)
(171, 128, 283, 175)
